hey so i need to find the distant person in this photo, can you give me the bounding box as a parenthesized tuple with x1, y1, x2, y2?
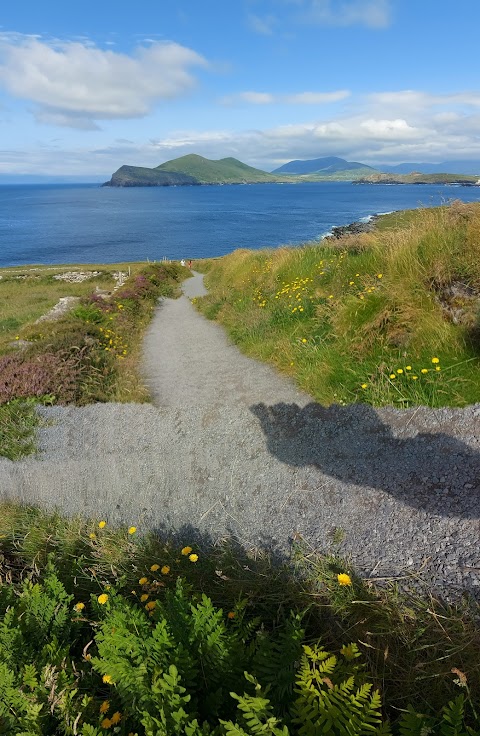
(188, 259, 192, 268)
(180, 259, 186, 267)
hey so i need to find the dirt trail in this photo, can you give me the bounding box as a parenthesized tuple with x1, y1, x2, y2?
(0, 272, 478, 597)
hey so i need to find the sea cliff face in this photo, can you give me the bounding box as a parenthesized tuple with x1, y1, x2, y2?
(103, 165, 199, 187)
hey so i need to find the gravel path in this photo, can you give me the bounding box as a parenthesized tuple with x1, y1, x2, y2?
(1, 272, 479, 597)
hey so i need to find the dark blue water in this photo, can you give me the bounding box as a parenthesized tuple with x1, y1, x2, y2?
(1, 182, 479, 267)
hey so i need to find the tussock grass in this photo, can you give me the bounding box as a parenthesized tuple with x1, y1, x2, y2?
(196, 201, 480, 407)
(0, 400, 39, 460)
(0, 504, 479, 723)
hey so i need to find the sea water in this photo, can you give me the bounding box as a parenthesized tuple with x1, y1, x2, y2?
(1, 181, 479, 267)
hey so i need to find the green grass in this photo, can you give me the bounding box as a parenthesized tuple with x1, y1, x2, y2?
(0, 400, 39, 460)
(0, 504, 479, 728)
(195, 202, 480, 407)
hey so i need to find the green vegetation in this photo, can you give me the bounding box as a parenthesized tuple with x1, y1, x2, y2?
(0, 399, 39, 460)
(0, 261, 186, 458)
(196, 201, 480, 407)
(105, 155, 284, 187)
(157, 154, 280, 184)
(0, 504, 479, 734)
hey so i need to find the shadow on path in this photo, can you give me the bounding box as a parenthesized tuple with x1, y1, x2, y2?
(251, 402, 480, 518)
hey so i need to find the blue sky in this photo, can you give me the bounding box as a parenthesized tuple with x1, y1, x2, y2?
(1, 0, 480, 178)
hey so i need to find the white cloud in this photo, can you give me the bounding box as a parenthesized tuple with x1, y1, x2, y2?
(247, 14, 277, 35)
(0, 33, 207, 128)
(297, 0, 392, 28)
(220, 89, 350, 105)
(285, 90, 350, 104)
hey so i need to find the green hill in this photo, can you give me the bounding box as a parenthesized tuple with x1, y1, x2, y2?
(157, 154, 279, 184)
(103, 165, 198, 187)
(104, 155, 282, 187)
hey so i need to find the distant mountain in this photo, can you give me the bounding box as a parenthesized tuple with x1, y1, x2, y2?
(378, 161, 480, 176)
(104, 154, 281, 187)
(272, 156, 377, 175)
(354, 172, 479, 185)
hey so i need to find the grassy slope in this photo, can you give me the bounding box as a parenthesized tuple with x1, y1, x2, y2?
(157, 153, 279, 183)
(196, 202, 480, 408)
(106, 165, 197, 186)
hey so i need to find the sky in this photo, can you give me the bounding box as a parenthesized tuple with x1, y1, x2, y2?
(1, 0, 480, 179)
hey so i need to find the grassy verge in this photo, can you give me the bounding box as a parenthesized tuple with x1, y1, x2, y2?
(196, 201, 480, 407)
(0, 505, 478, 734)
(0, 260, 187, 458)
(0, 400, 39, 460)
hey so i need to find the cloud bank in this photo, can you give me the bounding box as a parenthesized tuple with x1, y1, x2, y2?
(0, 34, 207, 129)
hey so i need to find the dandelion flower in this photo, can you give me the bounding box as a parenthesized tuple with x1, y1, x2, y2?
(227, 611, 236, 619)
(161, 565, 170, 575)
(101, 717, 112, 728)
(181, 546, 192, 556)
(337, 573, 352, 586)
(100, 701, 110, 714)
(150, 564, 160, 572)
(361, 383, 368, 389)
(397, 368, 403, 374)
(389, 373, 396, 379)
(421, 368, 428, 374)
(111, 712, 122, 725)
(431, 357, 440, 364)
(406, 366, 412, 371)
(302, 338, 307, 343)
(89, 533, 96, 540)
(377, 274, 383, 278)
(189, 553, 199, 563)
(128, 526, 137, 535)
(98, 520, 106, 529)
(435, 366, 441, 371)
(97, 594, 109, 605)
(412, 376, 418, 380)
(102, 674, 113, 684)
(145, 600, 156, 611)
(74, 602, 85, 612)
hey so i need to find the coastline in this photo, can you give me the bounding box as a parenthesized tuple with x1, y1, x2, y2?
(320, 209, 395, 240)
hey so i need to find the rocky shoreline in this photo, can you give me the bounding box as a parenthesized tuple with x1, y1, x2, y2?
(324, 214, 379, 239)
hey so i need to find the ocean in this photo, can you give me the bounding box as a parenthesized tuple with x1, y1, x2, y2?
(1, 181, 479, 268)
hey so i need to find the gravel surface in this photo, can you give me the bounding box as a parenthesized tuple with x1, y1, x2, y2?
(1, 272, 479, 597)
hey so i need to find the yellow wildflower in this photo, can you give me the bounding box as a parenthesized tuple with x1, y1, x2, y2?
(98, 520, 106, 529)
(412, 376, 418, 380)
(139, 577, 148, 585)
(89, 533, 96, 540)
(431, 357, 440, 364)
(128, 526, 137, 535)
(435, 366, 441, 371)
(421, 368, 428, 374)
(111, 712, 122, 725)
(361, 383, 368, 389)
(337, 573, 352, 586)
(406, 365, 412, 371)
(145, 600, 156, 611)
(140, 593, 149, 602)
(101, 717, 112, 728)
(161, 565, 170, 575)
(227, 611, 236, 619)
(181, 546, 192, 556)
(102, 674, 113, 684)
(189, 553, 199, 563)
(100, 701, 110, 714)
(397, 368, 403, 374)
(377, 273, 383, 278)
(389, 373, 396, 379)
(302, 338, 307, 343)
(150, 564, 160, 572)
(74, 602, 85, 612)
(97, 594, 109, 605)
